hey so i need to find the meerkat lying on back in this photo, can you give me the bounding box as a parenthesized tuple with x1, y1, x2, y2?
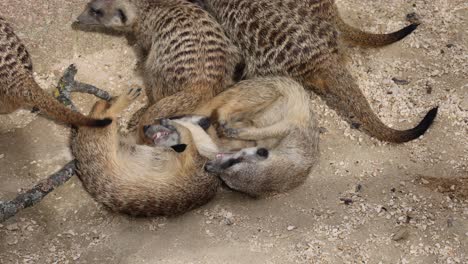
(75, 0, 243, 144)
(197, 77, 320, 197)
(71, 88, 221, 216)
(192, 0, 438, 143)
(0, 17, 111, 127)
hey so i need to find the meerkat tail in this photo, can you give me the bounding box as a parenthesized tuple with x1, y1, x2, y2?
(24, 77, 112, 127)
(309, 63, 437, 143)
(336, 16, 419, 47)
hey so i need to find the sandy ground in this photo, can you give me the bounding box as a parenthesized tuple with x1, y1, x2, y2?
(0, 0, 467, 263)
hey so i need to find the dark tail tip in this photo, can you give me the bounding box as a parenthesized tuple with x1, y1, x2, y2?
(398, 106, 438, 142)
(91, 118, 113, 127)
(415, 106, 438, 132)
(393, 23, 419, 42)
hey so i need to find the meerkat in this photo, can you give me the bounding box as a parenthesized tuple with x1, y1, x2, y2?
(71, 88, 222, 216)
(0, 17, 111, 127)
(197, 77, 320, 197)
(192, 0, 438, 143)
(75, 0, 243, 144)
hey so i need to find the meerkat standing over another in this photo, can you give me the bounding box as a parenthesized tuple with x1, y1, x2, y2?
(194, 0, 438, 143)
(71, 88, 221, 216)
(75, 0, 243, 144)
(198, 77, 320, 197)
(0, 17, 111, 127)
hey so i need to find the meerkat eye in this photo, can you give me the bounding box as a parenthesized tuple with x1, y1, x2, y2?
(117, 9, 127, 24)
(90, 7, 103, 17)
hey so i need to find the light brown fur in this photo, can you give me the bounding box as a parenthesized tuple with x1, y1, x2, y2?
(195, 0, 438, 143)
(0, 17, 111, 127)
(71, 88, 220, 216)
(198, 77, 320, 197)
(75, 0, 243, 144)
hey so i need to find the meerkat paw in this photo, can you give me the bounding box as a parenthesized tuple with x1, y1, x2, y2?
(109, 88, 141, 114)
(217, 121, 241, 138)
(159, 118, 177, 131)
(125, 87, 142, 102)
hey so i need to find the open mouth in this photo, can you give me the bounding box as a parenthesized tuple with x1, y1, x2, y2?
(216, 153, 230, 160)
(152, 130, 171, 142)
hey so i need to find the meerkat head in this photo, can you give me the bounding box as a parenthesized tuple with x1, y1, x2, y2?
(204, 147, 269, 173)
(143, 115, 212, 153)
(144, 123, 182, 149)
(76, 0, 137, 31)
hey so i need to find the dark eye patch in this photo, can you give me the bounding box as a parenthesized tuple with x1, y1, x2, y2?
(221, 157, 244, 170)
(90, 7, 103, 17)
(117, 9, 127, 24)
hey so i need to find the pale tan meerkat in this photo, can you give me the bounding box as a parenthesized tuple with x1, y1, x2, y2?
(0, 17, 111, 127)
(75, 0, 244, 144)
(70, 88, 222, 217)
(195, 77, 320, 197)
(190, 0, 438, 143)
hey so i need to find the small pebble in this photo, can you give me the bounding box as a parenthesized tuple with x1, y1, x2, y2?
(392, 227, 410, 241)
(6, 235, 18, 245)
(6, 223, 19, 231)
(392, 78, 410, 85)
(287, 225, 297, 231)
(421, 178, 430, 184)
(48, 245, 56, 252)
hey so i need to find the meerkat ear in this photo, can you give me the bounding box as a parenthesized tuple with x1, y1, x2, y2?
(114, 1, 137, 26)
(99, 0, 136, 28)
(171, 144, 187, 153)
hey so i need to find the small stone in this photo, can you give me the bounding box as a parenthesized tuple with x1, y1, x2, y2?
(421, 178, 430, 184)
(6, 235, 18, 245)
(48, 245, 56, 252)
(223, 218, 233, 226)
(392, 227, 410, 241)
(340, 198, 353, 205)
(65, 230, 76, 236)
(287, 225, 296, 231)
(6, 223, 19, 231)
(0, 154, 4, 159)
(392, 78, 410, 85)
(355, 184, 362, 193)
(406, 12, 420, 24)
